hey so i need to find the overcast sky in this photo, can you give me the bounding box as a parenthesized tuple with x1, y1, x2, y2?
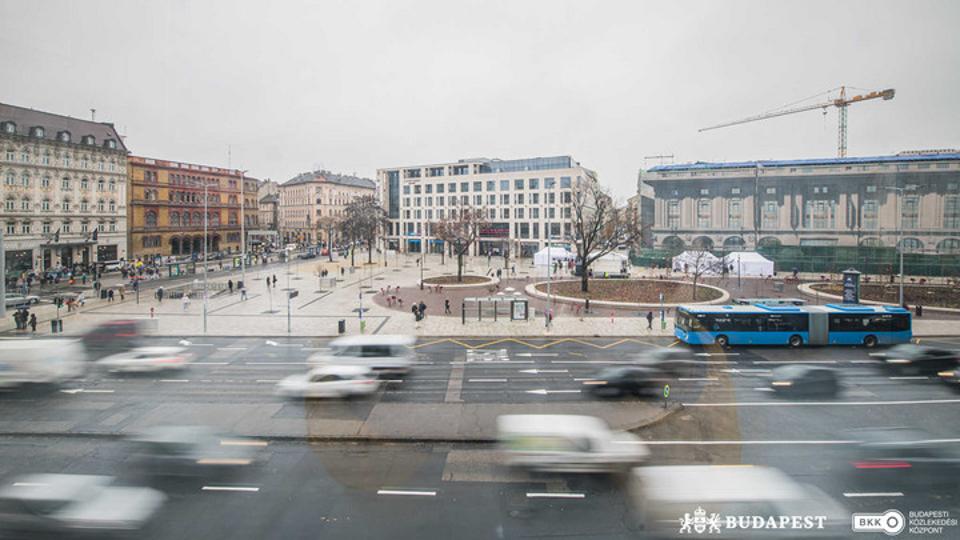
(1, 0, 957, 198)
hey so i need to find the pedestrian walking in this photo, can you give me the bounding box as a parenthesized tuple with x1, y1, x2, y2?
(272, 275, 277, 287)
(444, 299, 451, 315)
(585, 297, 591, 314)
(29, 313, 37, 333)
(916, 304, 924, 318)
(77, 292, 86, 308)
(411, 303, 420, 322)
(228, 279, 234, 294)
(240, 286, 247, 301)
(182, 293, 191, 312)
(418, 300, 427, 320)
(119, 287, 125, 301)
(12, 311, 22, 331)
(108, 289, 115, 302)
(646, 311, 654, 330)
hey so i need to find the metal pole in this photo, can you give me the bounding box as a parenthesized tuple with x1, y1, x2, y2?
(203, 179, 208, 334)
(0, 231, 6, 319)
(240, 170, 246, 286)
(287, 291, 291, 334)
(897, 188, 904, 306)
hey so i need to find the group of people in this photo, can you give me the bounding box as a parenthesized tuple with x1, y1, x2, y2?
(11, 308, 37, 332)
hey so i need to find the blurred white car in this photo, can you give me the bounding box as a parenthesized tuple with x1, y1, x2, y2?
(308, 335, 416, 373)
(0, 474, 165, 534)
(276, 365, 381, 399)
(497, 414, 649, 473)
(630, 465, 848, 538)
(96, 346, 192, 372)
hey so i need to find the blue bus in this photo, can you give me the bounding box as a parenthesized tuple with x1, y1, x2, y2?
(674, 303, 911, 348)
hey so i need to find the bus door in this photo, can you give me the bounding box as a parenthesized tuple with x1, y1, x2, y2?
(807, 312, 828, 345)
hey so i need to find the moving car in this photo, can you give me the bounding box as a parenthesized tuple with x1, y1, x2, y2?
(634, 348, 699, 377)
(875, 344, 959, 375)
(0, 474, 165, 535)
(847, 427, 960, 490)
(630, 465, 848, 538)
(308, 335, 416, 373)
(768, 365, 840, 397)
(582, 366, 669, 397)
(938, 362, 960, 389)
(276, 365, 381, 399)
(0, 339, 86, 388)
(497, 414, 649, 473)
(4, 294, 40, 308)
(96, 346, 192, 373)
(130, 426, 259, 479)
(80, 319, 146, 358)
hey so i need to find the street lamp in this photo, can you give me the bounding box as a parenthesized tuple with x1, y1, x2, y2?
(240, 169, 248, 287)
(203, 178, 209, 333)
(888, 186, 907, 306)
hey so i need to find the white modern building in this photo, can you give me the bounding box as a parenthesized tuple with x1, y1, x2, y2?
(1, 103, 128, 278)
(377, 156, 596, 257)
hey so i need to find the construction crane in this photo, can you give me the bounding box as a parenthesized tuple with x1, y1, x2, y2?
(699, 86, 895, 157)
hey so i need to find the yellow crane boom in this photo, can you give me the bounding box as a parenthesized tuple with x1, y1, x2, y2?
(699, 86, 895, 157)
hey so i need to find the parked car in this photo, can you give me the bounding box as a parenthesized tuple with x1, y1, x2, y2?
(276, 365, 380, 399)
(875, 344, 959, 375)
(768, 365, 841, 397)
(497, 414, 648, 473)
(582, 366, 669, 398)
(96, 346, 192, 373)
(846, 427, 960, 490)
(308, 335, 416, 373)
(0, 474, 165, 535)
(129, 426, 259, 479)
(630, 465, 848, 538)
(4, 294, 40, 308)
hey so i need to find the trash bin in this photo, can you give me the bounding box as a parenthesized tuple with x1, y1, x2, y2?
(338, 319, 346, 334)
(50, 319, 62, 333)
(237, 280, 244, 291)
(100, 289, 108, 299)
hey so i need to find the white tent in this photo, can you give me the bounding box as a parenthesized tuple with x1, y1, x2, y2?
(672, 250, 722, 275)
(724, 251, 775, 277)
(533, 247, 574, 267)
(588, 251, 630, 274)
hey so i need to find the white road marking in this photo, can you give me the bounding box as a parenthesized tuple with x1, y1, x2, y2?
(60, 389, 114, 394)
(377, 489, 437, 497)
(573, 378, 595, 381)
(526, 492, 586, 499)
(851, 359, 880, 364)
(753, 387, 775, 392)
(202, 486, 260, 492)
(265, 340, 279, 346)
(256, 379, 280, 383)
(550, 360, 638, 365)
(220, 439, 268, 447)
(679, 377, 718, 381)
(159, 379, 189, 383)
(451, 361, 534, 365)
(385, 379, 404, 383)
(526, 389, 581, 395)
(843, 492, 904, 498)
(519, 369, 568, 374)
(889, 376, 928, 380)
(12, 482, 50, 487)
(469, 378, 507, 383)
(516, 353, 559, 357)
(683, 398, 960, 407)
(694, 352, 739, 357)
(629, 440, 859, 445)
(191, 362, 230, 365)
(245, 362, 309, 365)
(724, 368, 771, 374)
(188, 343, 216, 347)
(218, 347, 247, 351)
(752, 360, 837, 365)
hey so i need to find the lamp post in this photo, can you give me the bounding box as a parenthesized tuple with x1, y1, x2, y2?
(888, 186, 906, 306)
(202, 178, 209, 334)
(240, 169, 248, 287)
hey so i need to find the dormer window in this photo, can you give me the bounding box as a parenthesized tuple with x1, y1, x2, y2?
(103, 139, 117, 149)
(30, 126, 45, 138)
(58, 131, 71, 143)
(1, 122, 15, 134)
(81, 135, 95, 145)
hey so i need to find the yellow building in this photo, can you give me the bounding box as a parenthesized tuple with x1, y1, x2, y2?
(128, 155, 258, 260)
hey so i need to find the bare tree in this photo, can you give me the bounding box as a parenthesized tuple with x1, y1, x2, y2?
(342, 196, 388, 265)
(686, 251, 725, 301)
(570, 179, 643, 293)
(317, 215, 339, 262)
(434, 204, 488, 282)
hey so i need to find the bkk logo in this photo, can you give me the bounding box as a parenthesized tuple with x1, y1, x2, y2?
(678, 506, 828, 535)
(852, 510, 906, 536)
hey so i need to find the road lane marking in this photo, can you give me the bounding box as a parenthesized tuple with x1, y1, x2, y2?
(526, 389, 581, 395)
(694, 352, 739, 357)
(377, 489, 437, 497)
(683, 398, 960, 407)
(516, 353, 559, 357)
(752, 360, 837, 364)
(519, 369, 568, 374)
(245, 362, 309, 365)
(191, 362, 231, 365)
(60, 389, 114, 394)
(851, 359, 880, 364)
(256, 379, 280, 383)
(220, 439, 268, 447)
(187, 343, 216, 347)
(843, 492, 903, 498)
(889, 376, 928, 380)
(526, 492, 586, 499)
(469, 378, 507, 383)
(12, 482, 50, 487)
(385, 379, 404, 383)
(753, 387, 775, 392)
(202, 486, 260, 492)
(218, 347, 248, 351)
(679, 377, 719, 381)
(159, 379, 189, 383)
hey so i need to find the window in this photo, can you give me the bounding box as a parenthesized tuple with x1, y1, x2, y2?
(41, 199, 50, 211)
(728, 198, 742, 229)
(560, 177, 572, 188)
(487, 194, 495, 205)
(666, 200, 680, 228)
(62, 199, 71, 211)
(20, 198, 30, 211)
(21, 150, 30, 163)
(42, 222, 51, 233)
(41, 176, 50, 188)
(544, 177, 555, 189)
(80, 222, 88, 233)
(413, 185, 421, 194)
(731, 187, 741, 195)
(97, 200, 105, 212)
(62, 177, 71, 190)
(866, 185, 877, 193)
(4, 172, 13, 185)
(531, 193, 539, 204)
(436, 183, 444, 193)
(862, 199, 879, 229)
(803, 199, 835, 229)
(697, 199, 712, 228)
(62, 221, 71, 233)
(4, 199, 13, 211)
(486, 181, 495, 191)
(699, 188, 709, 196)
(109, 221, 116, 232)
(762, 201, 778, 229)
(515, 208, 525, 219)
(21, 173, 29, 186)
(4, 148, 13, 161)
(531, 208, 540, 219)
(448, 182, 456, 193)
(80, 200, 89, 212)
(42, 152, 50, 165)
(80, 178, 89, 190)
(562, 192, 571, 204)
(5, 222, 13, 234)
(473, 181, 482, 192)
(501, 208, 509, 219)
(765, 187, 776, 195)
(515, 193, 524, 204)
(548, 207, 556, 219)
(500, 179, 509, 191)
(145, 210, 158, 228)
(501, 194, 509, 205)
(20, 222, 30, 234)
(529, 178, 539, 189)
(902, 195, 920, 229)
(170, 212, 181, 226)
(945, 195, 960, 229)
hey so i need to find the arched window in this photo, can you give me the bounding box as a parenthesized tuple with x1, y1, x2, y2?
(21, 172, 30, 186)
(80, 177, 89, 190)
(4, 172, 14, 186)
(109, 180, 116, 192)
(170, 212, 181, 226)
(20, 197, 30, 211)
(937, 238, 960, 255)
(80, 199, 89, 212)
(145, 210, 158, 228)
(193, 211, 202, 224)
(4, 198, 14, 211)
(62, 198, 71, 211)
(898, 238, 923, 253)
(109, 200, 116, 213)
(209, 213, 220, 226)
(183, 213, 191, 226)
(97, 200, 105, 212)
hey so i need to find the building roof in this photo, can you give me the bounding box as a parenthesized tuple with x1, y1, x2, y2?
(282, 170, 376, 190)
(0, 102, 128, 152)
(648, 150, 960, 172)
(259, 193, 279, 204)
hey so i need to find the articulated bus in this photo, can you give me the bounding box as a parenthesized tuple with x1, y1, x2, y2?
(674, 303, 911, 348)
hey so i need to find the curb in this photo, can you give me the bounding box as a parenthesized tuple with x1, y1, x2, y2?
(799, 282, 960, 314)
(524, 279, 729, 308)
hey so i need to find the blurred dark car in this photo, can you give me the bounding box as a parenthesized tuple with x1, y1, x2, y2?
(582, 366, 669, 398)
(769, 365, 840, 397)
(80, 319, 145, 359)
(876, 344, 959, 375)
(847, 427, 960, 490)
(938, 362, 960, 389)
(634, 348, 699, 378)
(130, 426, 259, 480)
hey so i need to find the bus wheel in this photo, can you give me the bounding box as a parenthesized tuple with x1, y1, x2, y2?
(863, 335, 878, 348)
(715, 335, 729, 347)
(788, 335, 803, 348)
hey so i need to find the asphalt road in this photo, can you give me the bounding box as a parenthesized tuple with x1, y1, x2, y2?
(1, 336, 959, 538)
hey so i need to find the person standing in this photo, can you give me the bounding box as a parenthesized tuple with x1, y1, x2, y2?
(418, 300, 427, 320)
(28, 313, 37, 333)
(444, 299, 451, 315)
(156, 286, 163, 303)
(119, 287, 125, 302)
(228, 279, 234, 294)
(411, 302, 420, 322)
(272, 275, 278, 287)
(646, 311, 654, 330)
(107, 289, 115, 302)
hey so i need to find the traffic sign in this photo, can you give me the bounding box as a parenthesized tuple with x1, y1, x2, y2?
(288, 290, 299, 299)
(663, 384, 670, 398)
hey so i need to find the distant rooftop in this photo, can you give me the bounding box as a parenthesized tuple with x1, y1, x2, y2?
(649, 150, 960, 172)
(283, 170, 376, 189)
(386, 155, 584, 173)
(1, 102, 127, 152)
